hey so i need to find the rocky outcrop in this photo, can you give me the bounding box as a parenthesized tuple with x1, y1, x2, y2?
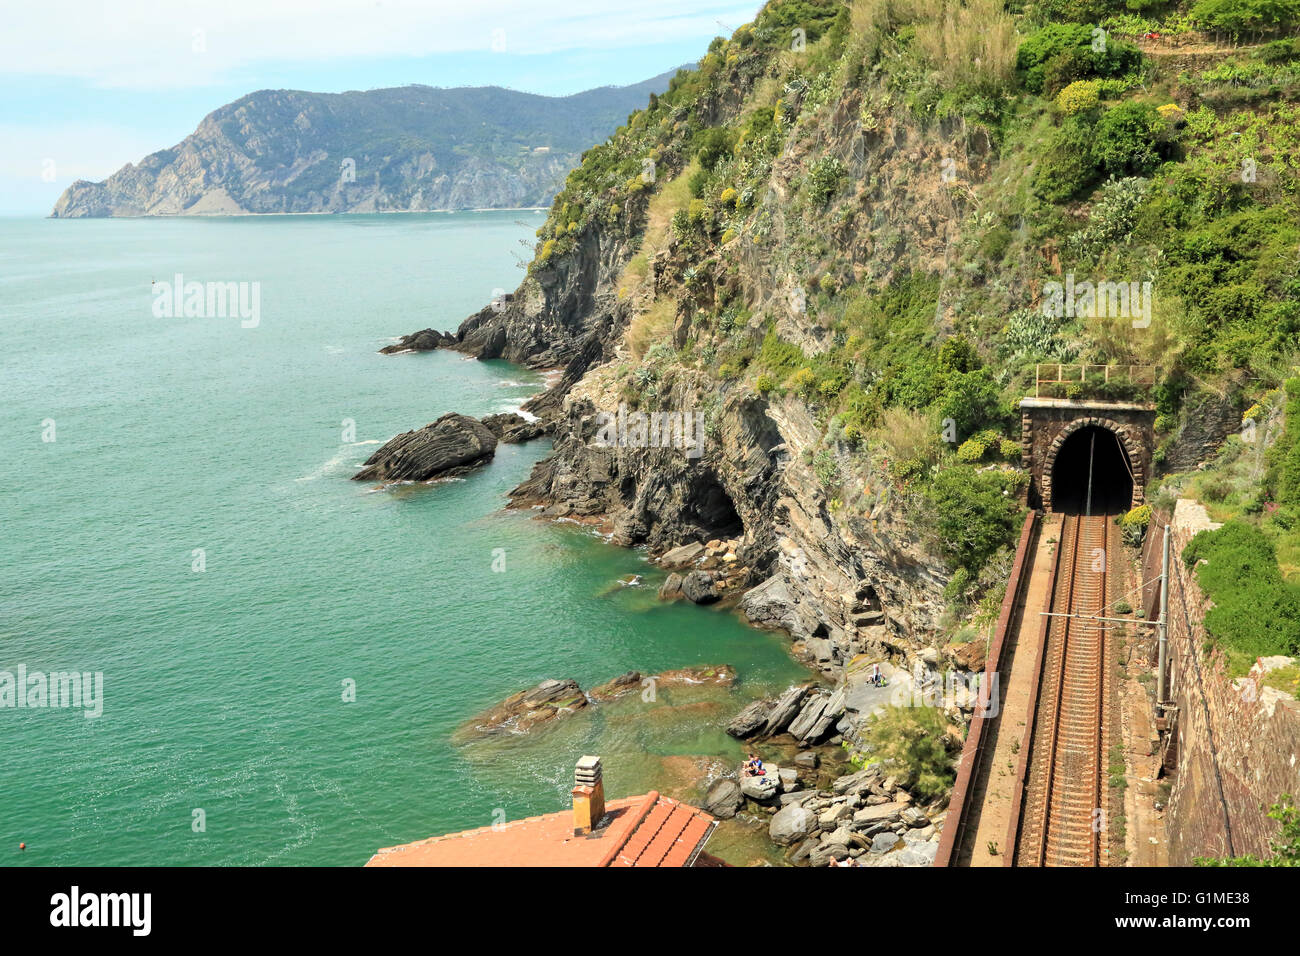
(455, 678, 588, 739)
(770, 763, 945, 868)
(481, 413, 547, 444)
(352, 413, 498, 483)
(703, 778, 744, 820)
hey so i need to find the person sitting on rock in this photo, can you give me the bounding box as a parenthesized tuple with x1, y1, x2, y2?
(742, 753, 765, 777)
(870, 662, 885, 687)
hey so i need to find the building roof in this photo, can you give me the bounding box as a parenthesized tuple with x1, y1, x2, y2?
(365, 791, 716, 868)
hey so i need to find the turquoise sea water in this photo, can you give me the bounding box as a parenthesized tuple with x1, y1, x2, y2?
(0, 213, 805, 866)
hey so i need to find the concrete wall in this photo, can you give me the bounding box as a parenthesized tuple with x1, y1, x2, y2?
(1142, 500, 1300, 864)
(1019, 399, 1155, 511)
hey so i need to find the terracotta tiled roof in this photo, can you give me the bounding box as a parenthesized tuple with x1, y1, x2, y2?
(365, 791, 716, 868)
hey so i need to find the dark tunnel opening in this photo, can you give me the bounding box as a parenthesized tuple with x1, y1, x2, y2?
(1050, 425, 1133, 515)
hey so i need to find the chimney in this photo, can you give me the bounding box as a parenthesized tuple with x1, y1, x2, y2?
(571, 755, 605, 836)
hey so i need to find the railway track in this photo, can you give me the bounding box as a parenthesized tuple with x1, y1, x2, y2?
(1013, 512, 1117, 866)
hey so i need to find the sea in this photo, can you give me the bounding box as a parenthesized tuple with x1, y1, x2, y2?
(0, 212, 806, 865)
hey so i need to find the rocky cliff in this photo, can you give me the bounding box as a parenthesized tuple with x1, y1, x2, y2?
(51, 73, 678, 217)
(385, 0, 1299, 684)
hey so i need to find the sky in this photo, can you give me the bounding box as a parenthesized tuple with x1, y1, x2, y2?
(0, 0, 765, 215)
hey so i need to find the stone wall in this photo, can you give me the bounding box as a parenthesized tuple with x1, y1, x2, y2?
(1019, 399, 1155, 511)
(1144, 500, 1300, 864)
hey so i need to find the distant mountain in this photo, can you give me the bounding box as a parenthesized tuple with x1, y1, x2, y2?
(51, 71, 680, 218)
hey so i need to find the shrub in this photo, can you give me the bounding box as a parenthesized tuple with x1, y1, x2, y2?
(813, 448, 841, 486)
(1119, 504, 1152, 546)
(1183, 521, 1300, 661)
(1094, 102, 1167, 176)
(791, 367, 817, 397)
(756, 373, 775, 394)
(720, 187, 739, 206)
(693, 127, 736, 171)
(806, 155, 844, 205)
(925, 465, 1025, 579)
(1035, 115, 1100, 202)
(859, 706, 956, 800)
(1056, 79, 1102, 116)
(1015, 23, 1143, 95)
(939, 369, 1005, 440)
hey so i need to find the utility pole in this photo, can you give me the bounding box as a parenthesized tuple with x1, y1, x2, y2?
(1156, 524, 1170, 715)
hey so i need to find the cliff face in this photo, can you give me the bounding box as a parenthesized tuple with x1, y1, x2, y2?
(387, 7, 954, 672)
(387, 0, 1298, 677)
(51, 75, 677, 217)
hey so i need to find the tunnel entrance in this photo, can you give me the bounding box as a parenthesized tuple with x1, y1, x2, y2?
(1049, 425, 1133, 514)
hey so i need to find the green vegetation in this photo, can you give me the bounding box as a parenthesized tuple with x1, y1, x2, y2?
(1183, 521, 1300, 669)
(520, 0, 1300, 674)
(857, 705, 956, 800)
(925, 465, 1024, 580)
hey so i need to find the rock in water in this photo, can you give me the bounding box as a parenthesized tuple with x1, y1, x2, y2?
(353, 413, 498, 482)
(681, 570, 719, 604)
(454, 678, 588, 740)
(726, 699, 771, 738)
(703, 778, 743, 819)
(761, 684, 812, 737)
(379, 329, 457, 353)
(480, 412, 546, 444)
(587, 670, 641, 701)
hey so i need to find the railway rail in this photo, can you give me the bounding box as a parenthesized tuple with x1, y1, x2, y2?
(1011, 512, 1118, 866)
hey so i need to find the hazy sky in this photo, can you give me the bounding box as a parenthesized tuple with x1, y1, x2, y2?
(0, 0, 763, 215)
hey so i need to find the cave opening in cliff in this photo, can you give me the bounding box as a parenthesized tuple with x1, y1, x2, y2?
(689, 474, 743, 540)
(1050, 425, 1133, 514)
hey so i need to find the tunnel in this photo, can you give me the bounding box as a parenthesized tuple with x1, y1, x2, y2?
(1049, 425, 1134, 515)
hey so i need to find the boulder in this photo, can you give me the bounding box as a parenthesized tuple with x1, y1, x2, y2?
(787, 695, 830, 741)
(819, 804, 853, 828)
(681, 570, 719, 605)
(824, 825, 855, 847)
(726, 699, 772, 738)
(852, 801, 907, 828)
(832, 768, 877, 796)
(378, 328, 456, 353)
(894, 842, 938, 866)
(901, 806, 929, 827)
(659, 542, 706, 568)
(871, 831, 901, 854)
(480, 412, 545, 443)
(353, 413, 498, 482)
(794, 751, 820, 769)
(740, 769, 781, 802)
(658, 573, 684, 601)
(703, 778, 743, 820)
(762, 685, 812, 736)
(769, 803, 818, 846)
(806, 686, 848, 741)
(808, 842, 850, 867)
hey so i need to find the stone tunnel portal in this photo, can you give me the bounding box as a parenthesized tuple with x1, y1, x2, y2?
(1049, 424, 1134, 515)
